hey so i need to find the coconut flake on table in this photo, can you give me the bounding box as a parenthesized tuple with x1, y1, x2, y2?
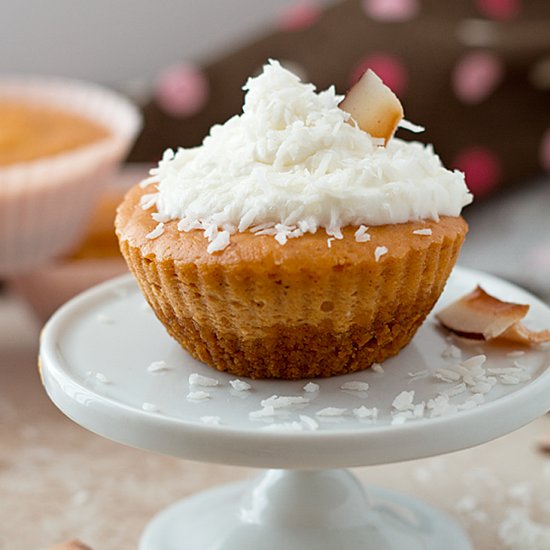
(189, 373, 220, 387)
(374, 246, 388, 262)
(303, 382, 320, 393)
(143, 60, 471, 254)
(260, 395, 310, 409)
(230, 379, 252, 392)
(371, 363, 384, 374)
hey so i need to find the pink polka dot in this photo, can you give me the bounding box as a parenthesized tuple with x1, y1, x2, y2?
(453, 147, 502, 198)
(452, 52, 504, 104)
(278, 1, 321, 31)
(540, 129, 550, 172)
(362, 0, 419, 22)
(350, 54, 408, 96)
(154, 64, 209, 118)
(475, 0, 521, 20)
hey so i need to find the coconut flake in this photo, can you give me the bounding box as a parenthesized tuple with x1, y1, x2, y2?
(353, 406, 378, 419)
(147, 360, 170, 373)
(340, 381, 369, 391)
(371, 363, 384, 374)
(260, 395, 310, 409)
(230, 379, 251, 392)
(189, 373, 219, 387)
(354, 225, 371, 243)
(398, 118, 425, 133)
(145, 222, 165, 240)
(437, 286, 550, 344)
(316, 407, 347, 417)
(392, 390, 415, 411)
(187, 391, 211, 401)
(374, 246, 388, 262)
(303, 382, 320, 393)
(207, 230, 230, 253)
(412, 228, 432, 236)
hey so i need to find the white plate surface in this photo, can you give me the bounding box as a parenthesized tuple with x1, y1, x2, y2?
(40, 266, 550, 469)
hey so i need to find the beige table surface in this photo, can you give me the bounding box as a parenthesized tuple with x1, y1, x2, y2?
(2, 289, 550, 550)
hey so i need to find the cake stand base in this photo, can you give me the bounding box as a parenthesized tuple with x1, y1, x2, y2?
(139, 469, 472, 550)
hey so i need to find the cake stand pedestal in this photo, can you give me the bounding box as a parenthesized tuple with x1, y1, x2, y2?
(39, 267, 550, 550)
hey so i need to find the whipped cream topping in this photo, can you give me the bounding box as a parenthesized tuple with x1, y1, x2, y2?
(142, 60, 472, 252)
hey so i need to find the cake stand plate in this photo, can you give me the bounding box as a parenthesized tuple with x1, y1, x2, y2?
(39, 266, 550, 549)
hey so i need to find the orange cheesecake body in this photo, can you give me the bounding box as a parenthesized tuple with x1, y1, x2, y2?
(116, 183, 468, 379)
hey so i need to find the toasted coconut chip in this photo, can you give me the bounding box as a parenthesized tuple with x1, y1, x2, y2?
(437, 286, 529, 340)
(437, 286, 550, 345)
(339, 69, 404, 145)
(498, 323, 550, 345)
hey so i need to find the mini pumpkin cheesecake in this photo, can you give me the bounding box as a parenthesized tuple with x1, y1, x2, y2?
(0, 101, 109, 166)
(116, 60, 471, 379)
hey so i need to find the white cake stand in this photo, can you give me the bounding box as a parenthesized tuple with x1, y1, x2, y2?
(39, 267, 550, 550)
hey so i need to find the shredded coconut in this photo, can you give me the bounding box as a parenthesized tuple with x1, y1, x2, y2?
(316, 407, 347, 417)
(412, 228, 432, 236)
(398, 119, 426, 133)
(340, 381, 369, 391)
(374, 246, 388, 262)
(354, 225, 371, 242)
(327, 237, 335, 248)
(189, 373, 219, 387)
(145, 222, 165, 240)
(230, 379, 252, 392)
(260, 395, 310, 409)
(147, 360, 170, 373)
(353, 406, 378, 419)
(303, 382, 320, 393)
(143, 60, 471, 254)
(371, 363, 384, 374)
(187, 391, 210, 401)
(392, 390, 415, 411)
